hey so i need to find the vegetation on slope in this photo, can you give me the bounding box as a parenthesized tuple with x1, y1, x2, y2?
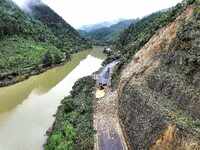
(0, 0, 90, 86)
(0, 37, 64, 74)
(45, 76, 95, 150)
(114, 0, 196, 64)
(30, 2, 91, 53)
(0, 0, 58, 44)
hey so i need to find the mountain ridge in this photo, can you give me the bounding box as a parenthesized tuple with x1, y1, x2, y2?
(79, 19, 126, 32)
(79, 19, 138, 45)
(29, 1, 91, 52)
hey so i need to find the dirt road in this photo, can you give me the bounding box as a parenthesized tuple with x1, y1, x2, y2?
(94, 89, 128, 150)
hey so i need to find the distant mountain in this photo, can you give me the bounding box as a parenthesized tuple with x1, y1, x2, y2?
(79, 19, 138, 45)
(79, 19, 126, 32)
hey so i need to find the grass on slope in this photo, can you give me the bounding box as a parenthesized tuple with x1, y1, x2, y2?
(0, 37, 64, 74)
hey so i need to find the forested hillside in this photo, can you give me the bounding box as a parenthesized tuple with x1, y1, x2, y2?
(0, 0, 90, 86)
(29, 2, 90, 52)
(114, 0, 196, 64)
(79, 19, 137, 45)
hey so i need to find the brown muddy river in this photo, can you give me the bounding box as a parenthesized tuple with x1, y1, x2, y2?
(0, 48, 105, 150)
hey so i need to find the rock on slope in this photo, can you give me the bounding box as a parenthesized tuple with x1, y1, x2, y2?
(116, 1, 200, 150)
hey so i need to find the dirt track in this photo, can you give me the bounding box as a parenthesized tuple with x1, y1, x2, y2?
(94, 89, 128, 150)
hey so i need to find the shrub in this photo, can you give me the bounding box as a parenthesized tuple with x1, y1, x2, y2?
(45, 77, 96, 150)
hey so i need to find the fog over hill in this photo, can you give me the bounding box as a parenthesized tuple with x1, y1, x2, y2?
(79, 19, 126, 32)
(13, 0, 182, 28)
(79, 19, 138, 45)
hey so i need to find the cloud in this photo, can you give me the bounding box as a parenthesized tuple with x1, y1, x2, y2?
(12, 0, 183, 28)
(12, 0, 41, 12)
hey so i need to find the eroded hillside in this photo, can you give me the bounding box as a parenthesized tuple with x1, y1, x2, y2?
(116, 2, 200, 149)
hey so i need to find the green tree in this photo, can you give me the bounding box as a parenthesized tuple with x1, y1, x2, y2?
(43, 50, 53, 67)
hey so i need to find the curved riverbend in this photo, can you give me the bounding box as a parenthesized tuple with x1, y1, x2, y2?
(0, 48, 105, 150)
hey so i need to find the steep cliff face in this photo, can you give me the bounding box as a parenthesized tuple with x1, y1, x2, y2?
(117, 2, 200, 150)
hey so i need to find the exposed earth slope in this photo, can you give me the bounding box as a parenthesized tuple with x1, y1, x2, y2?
(116, 1, 200, 149)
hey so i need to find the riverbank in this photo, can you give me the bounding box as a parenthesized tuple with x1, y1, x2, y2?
(0, 50, 92, 87)
(44, 76, 96, 150)
(0, 49, 104, 149)
(44, 59, 129, 150)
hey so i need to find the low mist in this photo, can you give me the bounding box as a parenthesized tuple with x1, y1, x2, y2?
(12, 0, 42, 12)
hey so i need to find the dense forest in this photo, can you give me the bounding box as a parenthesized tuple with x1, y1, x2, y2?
(0, 0, 90, 86)
(29, 2, 90, 52)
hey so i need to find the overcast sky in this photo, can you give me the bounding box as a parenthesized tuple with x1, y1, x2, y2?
(13, 0, 183, 28)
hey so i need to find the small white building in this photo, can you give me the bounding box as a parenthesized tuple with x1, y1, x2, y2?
(104, 47, 112, 53)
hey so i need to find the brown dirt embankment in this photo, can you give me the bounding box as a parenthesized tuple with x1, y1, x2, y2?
(117, 5, 200, 150)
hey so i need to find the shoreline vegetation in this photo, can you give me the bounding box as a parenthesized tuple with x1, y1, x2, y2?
(0, 49, 92, 88)
(44, 47, 106, 150)
(44, 76, 96, 150)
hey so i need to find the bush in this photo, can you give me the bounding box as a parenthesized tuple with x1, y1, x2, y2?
(0, 37, 64, 73)
(45, 123, 76, 150)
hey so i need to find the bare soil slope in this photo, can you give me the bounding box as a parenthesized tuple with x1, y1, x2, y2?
(117, 5, 200, 150)
(94, 89, 128, 150)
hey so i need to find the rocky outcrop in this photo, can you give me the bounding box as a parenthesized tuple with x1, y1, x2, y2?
(117, 4, 200, 150)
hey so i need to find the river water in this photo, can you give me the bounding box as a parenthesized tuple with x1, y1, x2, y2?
(0, 48, 105, 150)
